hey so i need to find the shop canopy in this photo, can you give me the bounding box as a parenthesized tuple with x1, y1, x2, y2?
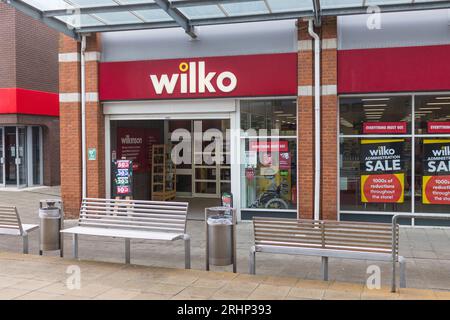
(4, 0, 450, 40)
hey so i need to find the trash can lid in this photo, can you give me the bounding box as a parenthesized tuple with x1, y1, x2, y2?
(39, 208, 61, 218)
(207, 215, 232, 225)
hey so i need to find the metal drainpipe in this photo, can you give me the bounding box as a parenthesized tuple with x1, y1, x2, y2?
(81, 35, 87, 199)
(308, 19, 321, 221)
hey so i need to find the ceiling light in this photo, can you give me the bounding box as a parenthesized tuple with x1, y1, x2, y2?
(363, 104, 388, 107)
(363, 108, 385, 112)
(427, 102, 450, 106)
(435, 97, 450, 100)
(361, 98, 390, 102)
(419, 107, 441, 110)
(273, 111, 284, 114)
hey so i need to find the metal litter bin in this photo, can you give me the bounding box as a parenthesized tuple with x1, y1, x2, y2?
(39, 200, 64, 257)
(205, 206, 237, 272)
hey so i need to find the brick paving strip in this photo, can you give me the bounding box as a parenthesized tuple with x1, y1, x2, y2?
(0, 252, 449, 300)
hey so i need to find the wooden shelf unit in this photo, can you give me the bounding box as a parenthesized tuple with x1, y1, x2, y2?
(151, 144, 176, 201)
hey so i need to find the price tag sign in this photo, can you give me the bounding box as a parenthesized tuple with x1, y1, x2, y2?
(113, 160, 133, 197)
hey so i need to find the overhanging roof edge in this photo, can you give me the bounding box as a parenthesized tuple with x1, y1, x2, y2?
(322, 1, 450, 16)
(4, 0, 450, 41)
(3, 0, 80, 40)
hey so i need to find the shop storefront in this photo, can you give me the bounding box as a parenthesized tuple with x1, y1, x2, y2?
(35, 1, 448, 222)
(0, 126, 43, 187)
(0, 3, 60, 188)
(339, 94, 450, 225)
(337, 10, 450, 225)
(99, 37, 299, 219)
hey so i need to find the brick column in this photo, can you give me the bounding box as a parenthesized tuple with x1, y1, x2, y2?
(297, 20, 314, 219)
(59, 34, 81, 218)
(85, 34, 105, 199)
(59, 34, 104, 218)
(297, 18, 338, 220)
(320, 17, 338, 221)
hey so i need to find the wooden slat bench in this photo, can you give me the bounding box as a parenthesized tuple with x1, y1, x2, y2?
(249, 217, 406, 290)
(0, 205, 39, 254)
(61, 198, 191, 268)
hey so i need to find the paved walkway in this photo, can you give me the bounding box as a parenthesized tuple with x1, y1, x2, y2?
(1, 187, 450, 294)
(0, 252, 449, 300)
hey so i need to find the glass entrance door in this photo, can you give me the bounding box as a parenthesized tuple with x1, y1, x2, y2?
(0, 127, 4, 186)
(17, 127, 27, 188)
(192, 119, 230, 198)
(4, 127, 27, 188)
(5, 127, 17, 186)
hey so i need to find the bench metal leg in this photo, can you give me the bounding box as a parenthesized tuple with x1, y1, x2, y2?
(125, 238, 131, 264)
(249, 246, 256, 275)
(73, 234, 79, 259)
(183, 234, 191, 269)
(321, 257, 329, 281)
(38, 228, 43, 256)
(399, 257, 406, 288)
(22, 234, 29, 254)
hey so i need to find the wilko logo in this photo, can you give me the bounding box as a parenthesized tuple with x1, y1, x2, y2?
(121, 135, 143, 145)
(432, 146, 450, 157)
(369, 146, 396, 156)
(99, 53, 297, 100)
(150, 61, 237, 95)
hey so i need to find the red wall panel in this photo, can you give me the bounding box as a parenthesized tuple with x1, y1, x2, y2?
(0, 88, 59, 116)
(99, 53, 298, 101)
(338, 45, 450, 94)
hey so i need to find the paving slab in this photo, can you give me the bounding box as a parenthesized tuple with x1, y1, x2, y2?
(0, 252, 447, 300)
(1, 187, 450, 293)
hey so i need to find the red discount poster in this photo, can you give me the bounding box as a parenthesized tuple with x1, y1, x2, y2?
(422, 139, 450, 204)
(361, 173, 405, 203)
(360, 139, 405, 203)
(423, 176, 450, 204)
(279, 150, 291, 170)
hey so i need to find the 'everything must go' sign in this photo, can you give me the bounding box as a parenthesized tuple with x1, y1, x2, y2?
(422, 139, 450, 205)
(360, 139, 405, 204)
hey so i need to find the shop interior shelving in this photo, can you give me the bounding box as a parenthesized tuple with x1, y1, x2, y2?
(151, 144, 176, 201)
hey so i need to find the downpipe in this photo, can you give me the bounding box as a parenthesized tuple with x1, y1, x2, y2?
(308, 19, 321, 221)
(81, 35, 87, 199)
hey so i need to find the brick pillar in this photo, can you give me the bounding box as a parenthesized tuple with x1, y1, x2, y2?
(59, 34, 81, 218)
(59, 34, 104, 218)
(85, 34, 105, 199)
(297, 18, 338, 220)
(297, 20, 314, 219)
(320, 17, 338, 221)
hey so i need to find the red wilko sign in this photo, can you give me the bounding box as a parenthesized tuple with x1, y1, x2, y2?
(99, 53, 297, 101)
(363, 122, 407, 134)
(250, 141, 289, 152)
(428, 122, 450, 134)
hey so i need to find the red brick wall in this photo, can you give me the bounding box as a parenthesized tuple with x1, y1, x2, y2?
(15, 9, 59, 93)
(320, 17, 338, 221)
(59, 35, 81, 218)
(86, 34, 105, 199)
(0, 4, 17, 89)
(59, 34, 105, 218)
(297, 21, 314, 219)
(0, 2, 58, 93)
(297, 18, 338, 220)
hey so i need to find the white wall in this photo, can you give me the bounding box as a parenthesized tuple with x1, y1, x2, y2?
(101, 20, 297, 62)
(338, 9, 450, 50)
